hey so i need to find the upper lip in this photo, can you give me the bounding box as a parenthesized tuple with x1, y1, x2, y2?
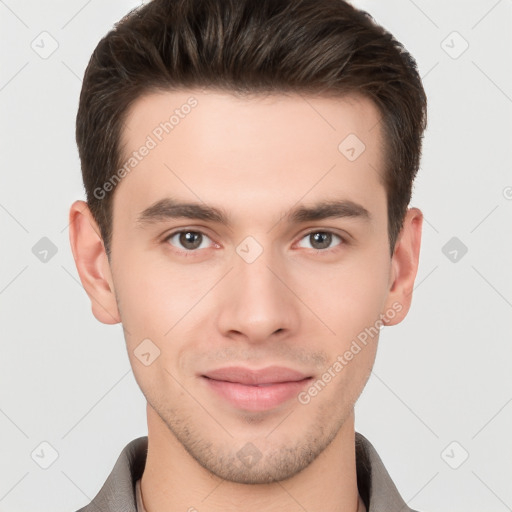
(202, 366, 310, 385)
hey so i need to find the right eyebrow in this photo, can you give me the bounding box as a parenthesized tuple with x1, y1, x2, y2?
(137, 198, 230, 226)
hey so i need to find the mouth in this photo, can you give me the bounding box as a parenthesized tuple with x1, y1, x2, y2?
(200, 366, 313, 412)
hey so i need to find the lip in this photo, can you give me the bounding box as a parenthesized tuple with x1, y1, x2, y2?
(201, 366, 312, 411)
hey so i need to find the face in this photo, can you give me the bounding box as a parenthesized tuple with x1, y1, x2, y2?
(75, 89, 420, 484)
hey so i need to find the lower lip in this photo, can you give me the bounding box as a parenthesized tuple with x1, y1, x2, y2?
(203, 377, 311, 412)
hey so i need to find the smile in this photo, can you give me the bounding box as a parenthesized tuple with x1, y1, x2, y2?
(201, 366, 313, 412)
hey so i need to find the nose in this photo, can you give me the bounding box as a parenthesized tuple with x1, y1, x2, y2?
(214, 243, 300, 344)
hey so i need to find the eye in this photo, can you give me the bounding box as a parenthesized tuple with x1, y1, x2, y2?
(165, 230, 214, 251)
(296, 231, 344, 251)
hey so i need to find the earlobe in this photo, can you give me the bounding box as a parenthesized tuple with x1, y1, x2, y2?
(382, 207, 423, 326)
(68, 200, 121, 324)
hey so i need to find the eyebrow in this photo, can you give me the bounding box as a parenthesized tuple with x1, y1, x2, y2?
(136, 197, 371, 227)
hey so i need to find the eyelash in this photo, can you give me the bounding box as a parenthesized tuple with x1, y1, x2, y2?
(163, 229, 347, 256)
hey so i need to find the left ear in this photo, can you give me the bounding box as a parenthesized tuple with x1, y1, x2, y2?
(382, 207, 423, 326)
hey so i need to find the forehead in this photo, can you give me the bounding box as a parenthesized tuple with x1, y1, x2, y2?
(114, 89, 386, 226)
(121, 88, 383, 152)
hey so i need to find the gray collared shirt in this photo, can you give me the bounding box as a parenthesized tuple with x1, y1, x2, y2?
(75, 432, 419, 512)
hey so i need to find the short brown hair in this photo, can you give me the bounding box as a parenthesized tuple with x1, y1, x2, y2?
(76, 0, 427, 256)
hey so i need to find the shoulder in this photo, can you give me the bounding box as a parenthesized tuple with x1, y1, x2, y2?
(356, 432, 422, 512)
(74, 436, 148, 512)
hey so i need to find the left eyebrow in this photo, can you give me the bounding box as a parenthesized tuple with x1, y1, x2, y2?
(284, 199, 371, 224)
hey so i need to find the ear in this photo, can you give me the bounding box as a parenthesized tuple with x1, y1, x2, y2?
(382, 207, 423, 326)
(68, 200, 121, 324)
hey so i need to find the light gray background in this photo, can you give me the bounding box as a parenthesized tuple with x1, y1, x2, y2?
(1, 1, 511, 511)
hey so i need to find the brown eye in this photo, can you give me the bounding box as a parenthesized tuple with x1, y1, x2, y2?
(297, 231, 343, 251)
(166, 231, 212, 251)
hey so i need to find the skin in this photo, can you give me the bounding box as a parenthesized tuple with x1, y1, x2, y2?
(69, 89, 422, 512)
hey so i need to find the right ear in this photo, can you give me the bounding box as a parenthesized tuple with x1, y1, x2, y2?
(68, 200, 121, 324)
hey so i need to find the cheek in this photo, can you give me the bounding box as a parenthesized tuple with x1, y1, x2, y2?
(111, 248, 218, 378)
(113, 249, 193, 329)
(112, 253, 198, 397)
(295, 251, 391, 342)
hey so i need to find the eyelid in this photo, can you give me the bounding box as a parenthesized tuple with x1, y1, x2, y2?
(300, 227, 348, 240)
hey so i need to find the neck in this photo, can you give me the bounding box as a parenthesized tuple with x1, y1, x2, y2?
(140, 404, 361, 512)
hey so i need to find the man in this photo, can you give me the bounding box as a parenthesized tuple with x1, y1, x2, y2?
(69, 0, 426, 510)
